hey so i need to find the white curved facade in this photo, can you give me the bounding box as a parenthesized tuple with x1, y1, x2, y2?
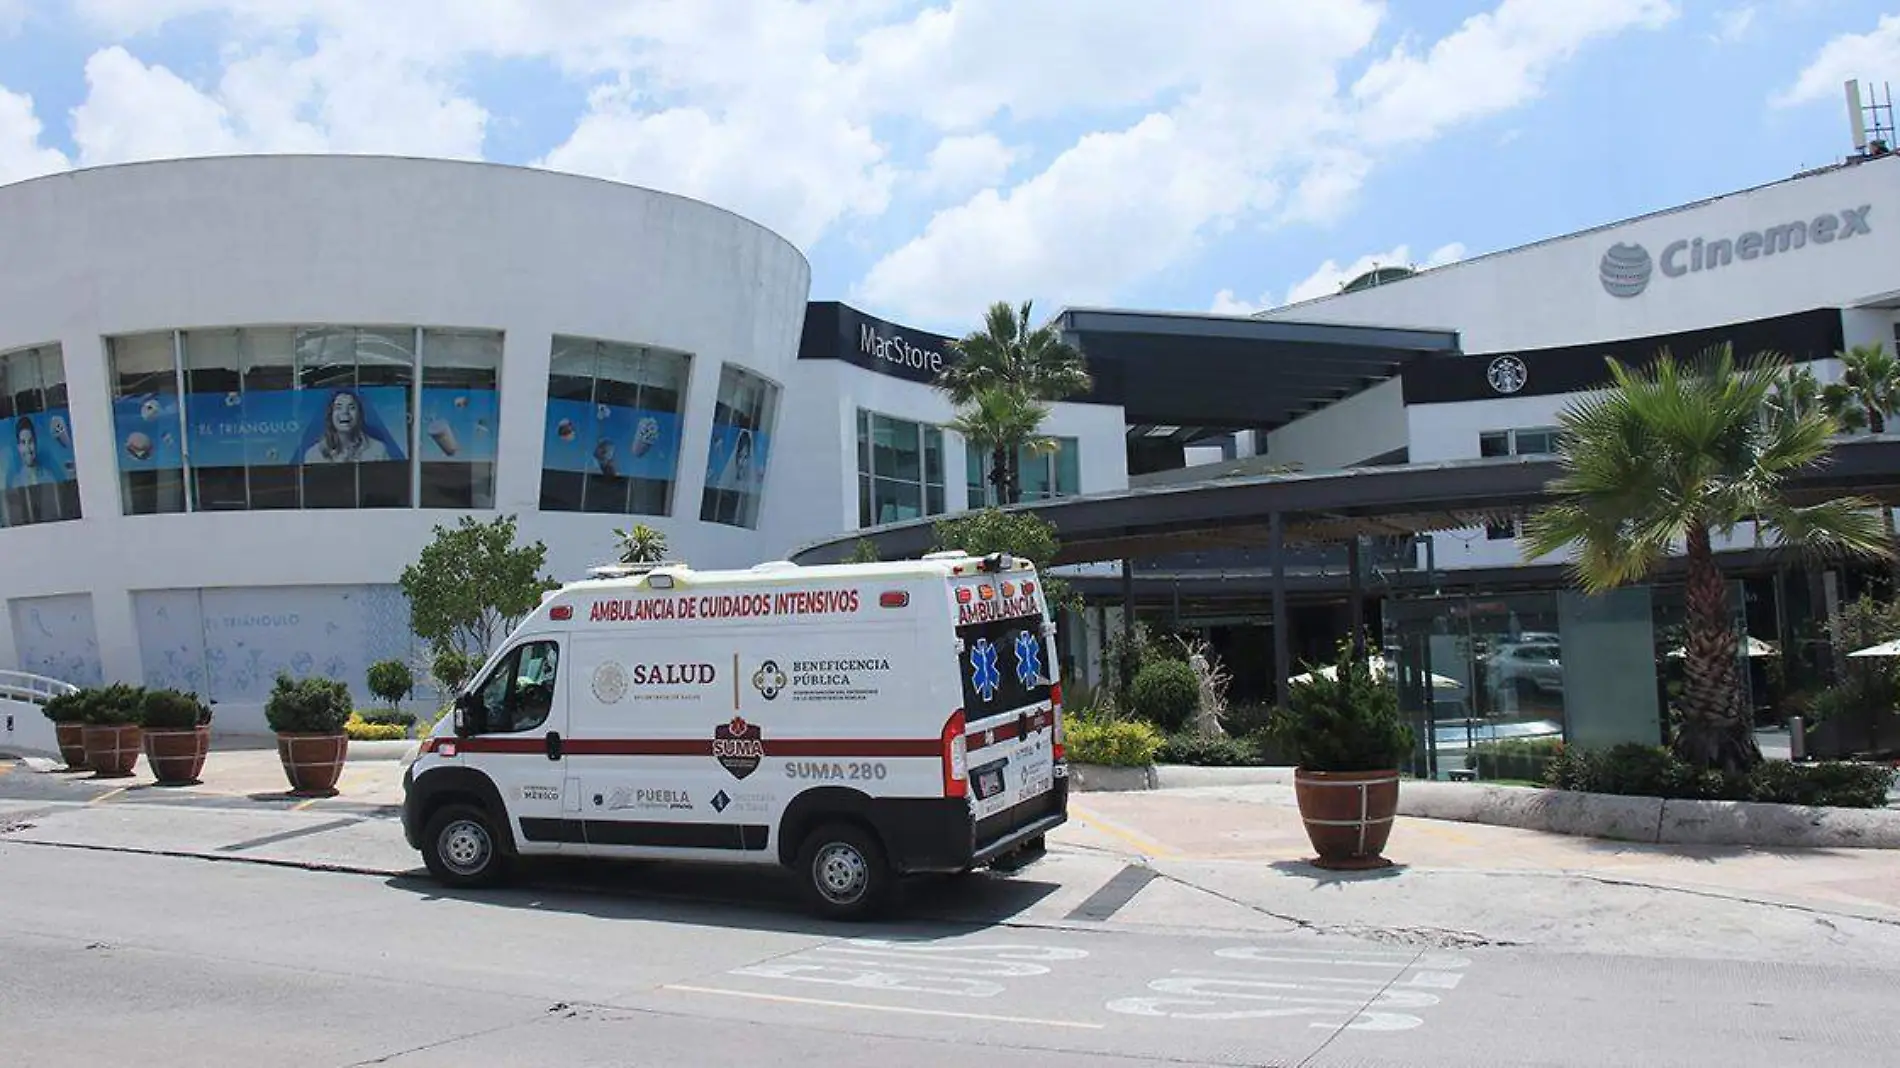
(0, 155, 1129, 733)
(0, 155, 815, 731)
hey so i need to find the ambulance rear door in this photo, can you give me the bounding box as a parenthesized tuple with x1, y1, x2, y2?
(951, 573, 1059, 849)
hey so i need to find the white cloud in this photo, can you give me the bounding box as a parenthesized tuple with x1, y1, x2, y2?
(1217, 241, 1468, 313)
(916, 133, 1019, 199)
(1350, 0, 1678, 147)
(0, 86, 71, 186)
(1774, 14, 1900, 108)
(859, 0, 1674, 327)
(70, 39, 487, 167)
(1710, 6, 1757, 44)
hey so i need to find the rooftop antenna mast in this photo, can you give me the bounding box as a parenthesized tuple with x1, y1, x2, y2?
(1846, 79, 1894, 158)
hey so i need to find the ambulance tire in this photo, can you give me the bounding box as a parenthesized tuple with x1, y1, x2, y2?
(422, 803, 511, 889)
(796, 822, 893, 921)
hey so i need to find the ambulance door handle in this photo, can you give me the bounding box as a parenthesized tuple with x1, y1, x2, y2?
(545, 731, 563, 761)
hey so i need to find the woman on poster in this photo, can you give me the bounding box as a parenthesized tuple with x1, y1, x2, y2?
(298, 388, 406, 465)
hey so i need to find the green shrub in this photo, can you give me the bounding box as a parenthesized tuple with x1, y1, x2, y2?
(1468, 738, 1564, 782)
(1271, 640, 1413, 772)
(80, 683, 146, 726)
(1130, 660, 1199, 732)
(41, 689, 90, 724)
(358, 707, 418, 728)
(1157, 732, 1262, 767)
(367, 660, 415, 708)
(344, 714, 407, 742)
(140, 689, 212, 730)
(1545, 742, 1897, 808)
(264, 674, 352, 734)
(431, 648, 476, 694)
(1066, 718, 1163, 767)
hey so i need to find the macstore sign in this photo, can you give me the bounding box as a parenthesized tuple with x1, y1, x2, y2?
(826, 305, 958, 384)
(1598, 204, 1874, 299)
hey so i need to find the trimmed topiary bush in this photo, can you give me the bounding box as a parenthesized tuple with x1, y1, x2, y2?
(1130, 660, 1199, 733)
(81, 683, 146, 726)
(264, 674, 352, 735)
(41, 689, 90, 724)
(431, 648, 476, 694)
(1272, 641, 1413, 772)
(140, 689, 212, 730)
(367, 660, 415, 709)
(344, 714, 408, 742)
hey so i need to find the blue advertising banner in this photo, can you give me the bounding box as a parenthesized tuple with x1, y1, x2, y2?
(113, 393, 185, 472)
(417, 387, 499, 464)
(704, 423, 770, 493)
(4, 407, 79, 489)
(185, 387, 409, 468)
(542, 398, 682, 480)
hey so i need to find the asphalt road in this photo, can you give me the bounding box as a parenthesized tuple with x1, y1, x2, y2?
(3, 841, 1894, 1068)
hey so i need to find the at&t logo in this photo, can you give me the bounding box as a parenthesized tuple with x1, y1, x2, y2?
(1599, 242, 1652, 298)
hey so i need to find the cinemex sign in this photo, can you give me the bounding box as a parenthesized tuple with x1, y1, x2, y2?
(1599, 204, 1874, 299)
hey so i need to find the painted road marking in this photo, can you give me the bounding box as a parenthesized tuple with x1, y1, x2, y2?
(1106, 944, 1471, 1032)
(662, 985, 1104, 1029)
(88, 787, 130, 805)
(727, 939, 1089, 1001)
(0, 761, 14, 778)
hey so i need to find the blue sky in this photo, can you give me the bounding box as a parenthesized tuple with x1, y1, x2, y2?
(0, 1, 1894, 333)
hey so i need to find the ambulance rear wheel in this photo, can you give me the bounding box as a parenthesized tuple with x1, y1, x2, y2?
(422, 804, 510, 889)
(797, 822, 892, 921)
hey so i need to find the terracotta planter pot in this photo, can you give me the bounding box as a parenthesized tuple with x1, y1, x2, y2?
(54, 722, 89, 771)
(1293, 768, 1400, 870)
(81, 724, 143, 779)
(144, 726, 210, 785)
(276, 732, 347, 796)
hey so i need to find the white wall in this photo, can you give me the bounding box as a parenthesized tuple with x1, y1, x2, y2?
(1260, 155, 1900, 353)
(1264, 379, 1406, 472)
(0, 156, 811, 730)
(772, 358, 1130, 556)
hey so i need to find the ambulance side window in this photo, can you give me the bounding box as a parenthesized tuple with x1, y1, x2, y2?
(471, 640, 561, 734)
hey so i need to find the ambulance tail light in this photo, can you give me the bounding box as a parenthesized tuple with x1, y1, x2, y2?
(420, 736, 458, 758)
(942, 708, 968, 798)
(1050, 682, 1065, 762)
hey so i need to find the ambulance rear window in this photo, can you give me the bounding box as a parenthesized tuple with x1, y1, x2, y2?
(957, 613, 1052, 716)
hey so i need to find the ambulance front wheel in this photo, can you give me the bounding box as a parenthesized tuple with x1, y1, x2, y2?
(422, 803, 511, 889)
(796, 822, 893, 921)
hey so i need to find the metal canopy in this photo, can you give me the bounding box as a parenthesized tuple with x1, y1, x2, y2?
(1057, 308, 1460, 439)
(790, 436, 1900, 567)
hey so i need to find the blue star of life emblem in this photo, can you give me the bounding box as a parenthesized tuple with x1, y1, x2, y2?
(1013, 630, 1043, 688)
(711, 790, 731, 813)
(970, 638, 1001, 701)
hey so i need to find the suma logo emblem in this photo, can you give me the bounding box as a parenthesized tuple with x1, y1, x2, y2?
(1599, 242, 1652, 298)
(752, 659, 787, 701)
(713, 717, 764, 780)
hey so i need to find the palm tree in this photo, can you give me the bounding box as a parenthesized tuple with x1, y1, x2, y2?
(938, 300, 1091, 504)
(949, 387, 1056, 507)
(613, 523, 669, 565)
(1818, 343, 1900, 588)
(1819, 343, 1900, 433)
(1522, 344, 1888, 773)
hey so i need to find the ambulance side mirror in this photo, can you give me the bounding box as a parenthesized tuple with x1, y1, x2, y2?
(452, 692, 478, 737)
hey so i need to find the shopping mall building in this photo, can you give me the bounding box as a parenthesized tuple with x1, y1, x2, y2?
(1, 150, 1895, 743)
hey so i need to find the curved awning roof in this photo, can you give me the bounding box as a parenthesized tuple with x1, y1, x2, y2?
(790, 436, 1900, 566)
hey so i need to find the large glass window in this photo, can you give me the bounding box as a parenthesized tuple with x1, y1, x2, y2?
(420, 329, 501, 509)
(0, 343, 81, 528)
(700, 365, 778, 529)
(540, 336, 691, 516)
(857, 410, 945, 526)
(112, 324, 495, 515)
(108, 333, 188, 515)
(1479, 427, 1562, 458)
(965, 437, 1080, 508)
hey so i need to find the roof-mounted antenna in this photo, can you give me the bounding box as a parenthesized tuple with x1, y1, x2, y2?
(1846, 79, 1894, 158)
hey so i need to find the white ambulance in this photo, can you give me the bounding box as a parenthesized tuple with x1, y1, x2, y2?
(401, 551, 1067, 919)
